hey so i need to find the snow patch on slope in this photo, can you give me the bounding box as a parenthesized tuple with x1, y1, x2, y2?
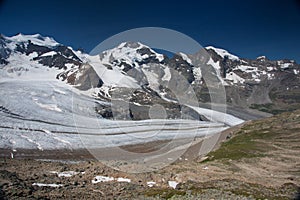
(207, 58, 228, 85)
(32, 183, 63, 187)
(87, 55, 140, 88)
(179, 52, 192, 65)
(162, 66, 171, 81)
(40, 51, 57, 57)
(225, 72, 245, 84)
(1, 52, 63, 80)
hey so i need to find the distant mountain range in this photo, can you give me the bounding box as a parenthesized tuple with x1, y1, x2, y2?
(1, 33, 299, 117)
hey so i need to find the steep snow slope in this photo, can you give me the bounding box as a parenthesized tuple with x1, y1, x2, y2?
(85, 54, 140, 88)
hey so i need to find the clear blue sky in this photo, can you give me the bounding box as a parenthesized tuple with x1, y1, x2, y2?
(0, 0, 299, 62)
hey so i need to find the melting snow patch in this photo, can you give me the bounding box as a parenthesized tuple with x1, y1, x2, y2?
(57, 171, 79, 177)
(32, 183, 63, 188)
(168, 181, 179, 189)
(50, 170, 84, 177)
(147, 181, 156, 187)
(92, 176, 114, 184)
(92, 176, 131, 184)
(116, 177, 131, 183)
(40, 51, 57, 57)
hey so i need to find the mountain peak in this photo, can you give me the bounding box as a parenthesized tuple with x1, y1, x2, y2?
(205, 46, 239, 60)
(117, 41, 144, 49)
(99, 41, 165, 64)
(4, 33, 59, 47)
(256, 55, 267, 60)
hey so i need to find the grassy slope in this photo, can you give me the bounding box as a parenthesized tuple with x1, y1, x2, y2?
(206, 109, 300, 162)
(144, 110, 300, 199)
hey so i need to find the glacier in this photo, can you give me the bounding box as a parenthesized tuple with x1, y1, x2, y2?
(0, 79, 239, 151)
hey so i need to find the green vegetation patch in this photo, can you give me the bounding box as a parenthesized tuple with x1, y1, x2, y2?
(205, 109, 300, 162)
(250, 103, 287, 115)
(204, 130, 267, 162)
(144, 188, 186, 199)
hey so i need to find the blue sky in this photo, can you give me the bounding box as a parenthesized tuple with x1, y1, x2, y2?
(0, 0, 299, 62)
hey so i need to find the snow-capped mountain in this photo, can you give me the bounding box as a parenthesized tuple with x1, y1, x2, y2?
(0, 33, 81, 79)
(1, 33, 299, 115)
(1, 33, 299, 152)
(0, 34, 201, 121)
(205, 46, 300, 112)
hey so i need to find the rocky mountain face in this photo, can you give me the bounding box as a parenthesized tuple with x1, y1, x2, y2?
(1, 33, 299, 118)
(205, 47, 300, 113)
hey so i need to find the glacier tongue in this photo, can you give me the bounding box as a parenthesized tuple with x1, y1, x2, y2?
(0, 79, 237, 150)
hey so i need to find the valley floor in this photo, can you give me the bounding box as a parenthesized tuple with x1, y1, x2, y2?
(0, 110, 299, 199)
